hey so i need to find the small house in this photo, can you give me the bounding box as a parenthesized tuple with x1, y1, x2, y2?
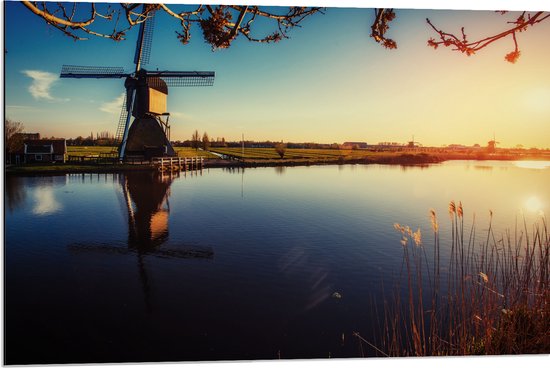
(23, 139, 67, 163)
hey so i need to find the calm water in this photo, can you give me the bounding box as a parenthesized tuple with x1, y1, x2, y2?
(4, 161, 549, 364)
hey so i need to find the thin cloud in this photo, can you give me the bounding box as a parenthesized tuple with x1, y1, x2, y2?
(6, 105, 35, 109)
(100, 93, 125, 115)
(170, 111, 193, 120)
(22, 70, 58, 100)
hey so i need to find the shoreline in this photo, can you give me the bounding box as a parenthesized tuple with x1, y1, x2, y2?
(5, 153, 549, 175)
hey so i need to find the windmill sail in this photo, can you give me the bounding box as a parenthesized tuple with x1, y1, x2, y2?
(113, 93, 129, 151)
(60, 65, 127, 79)
(134, 10, 156, 70)
(146, 71, 216, 87)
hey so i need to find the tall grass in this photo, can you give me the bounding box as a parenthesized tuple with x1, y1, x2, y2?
(363, 202, 549, 356)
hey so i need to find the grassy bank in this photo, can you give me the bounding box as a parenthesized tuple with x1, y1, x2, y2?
(65, 146, 549, 162)
(208, 153, 441, 167)
(7, 147, 549, 175)
(209, 147, 550, 162)
(210, 147, 445, 166)
(5, 163, 157, 174)
(358, 203, 549, 356)
(6, 148, 445, 175)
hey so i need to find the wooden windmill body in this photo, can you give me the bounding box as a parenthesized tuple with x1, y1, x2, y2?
(60, 7, 215, 160)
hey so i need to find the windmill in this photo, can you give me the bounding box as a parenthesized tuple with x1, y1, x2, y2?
(487, 133, 500, 153)
(60, 6, 215, 160)
(407, 135, 421, 148)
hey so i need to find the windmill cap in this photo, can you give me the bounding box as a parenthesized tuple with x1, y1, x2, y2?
(125, 70, 168, 94)
(146, 77, 168, 94)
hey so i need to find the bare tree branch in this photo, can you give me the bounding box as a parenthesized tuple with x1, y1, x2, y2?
(21, 2, 322, 50)
(20, 2, 549, 62)
(425, 11, 550, 63)
(22, 1, 95, 27)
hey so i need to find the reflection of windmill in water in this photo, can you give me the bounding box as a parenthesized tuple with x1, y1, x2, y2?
(60, 4, 215, 160)
(123, 171, 171, 249)
(120, 171, 206, 254)
(68, 172, 213, 312)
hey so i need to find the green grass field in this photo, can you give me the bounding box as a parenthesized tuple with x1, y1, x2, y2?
(64, 146, 439, 164)
(67, 146, 115, 156)
(174, 147, 219, 159)
(67, 146, 218, 159)
(208, 147, 407, 160)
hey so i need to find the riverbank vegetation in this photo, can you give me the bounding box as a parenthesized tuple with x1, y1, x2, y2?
(359, 203, 549, 356)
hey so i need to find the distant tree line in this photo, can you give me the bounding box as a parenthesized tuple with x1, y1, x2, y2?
(170, 130, 344, 151)
(6, 120, 344, 150)
(66, 131, 116, 146)
(6, 118, 550, 156)
(182, 130, 224, 150)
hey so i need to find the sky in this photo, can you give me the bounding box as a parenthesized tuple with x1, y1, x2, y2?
(3, 0, 550, 148)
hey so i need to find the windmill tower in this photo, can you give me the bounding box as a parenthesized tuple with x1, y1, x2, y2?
(60, 6, 215, 160)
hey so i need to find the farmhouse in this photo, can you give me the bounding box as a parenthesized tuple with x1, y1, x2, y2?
(22, 139, 67, 163)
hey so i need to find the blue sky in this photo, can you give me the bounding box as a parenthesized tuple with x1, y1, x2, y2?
(4, 1, 550, 147)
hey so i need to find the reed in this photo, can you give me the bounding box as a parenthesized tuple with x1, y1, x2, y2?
(363, 203, 549, 356)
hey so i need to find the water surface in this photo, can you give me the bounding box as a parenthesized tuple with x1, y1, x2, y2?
(4, 161, 549, 363)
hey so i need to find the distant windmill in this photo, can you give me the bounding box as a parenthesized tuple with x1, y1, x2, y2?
(60, 6, 215, 160)
(487, 133, 500, 153)
(407, 134, 421, 148)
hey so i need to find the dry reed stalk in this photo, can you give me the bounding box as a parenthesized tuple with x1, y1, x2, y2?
(367, 203, 549, 357)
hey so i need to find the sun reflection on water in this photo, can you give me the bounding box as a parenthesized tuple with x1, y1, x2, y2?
(514, 161, 550, 170)
(523, 196, 544, 213)
(32, 187, 61, 215)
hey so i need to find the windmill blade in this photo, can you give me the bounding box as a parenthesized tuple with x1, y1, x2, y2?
(119, 87, 137, 160)
(60, 65, 127, 79)
(145, 71, 216, 87)
(134, 9, 156, 70)
(113, 93, 129, 150)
